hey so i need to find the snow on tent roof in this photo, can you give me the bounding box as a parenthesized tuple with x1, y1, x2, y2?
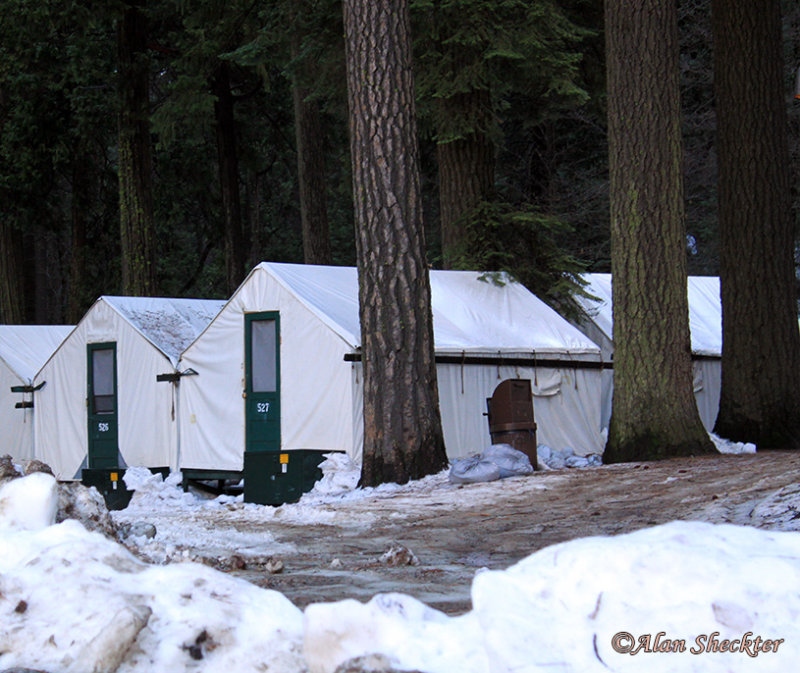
(0, 325, 73, 382)
(576, 273, 722, 356)
(102, 296, 227, 365)
(261, 262, 601, 357)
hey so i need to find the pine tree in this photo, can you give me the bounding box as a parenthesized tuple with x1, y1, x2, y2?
(711, 0, 800, 449)
(117, 1, 157, 296)
(604, 0, 714, 462)
(343, 0, 448, 485)
(412, 0, 588, 266)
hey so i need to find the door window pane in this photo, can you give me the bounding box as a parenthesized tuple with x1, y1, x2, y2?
(92, 348, 115, 413)
(251, 320, 277, 392)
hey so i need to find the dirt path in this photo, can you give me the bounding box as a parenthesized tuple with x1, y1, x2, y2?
(226, 451, 800, 614)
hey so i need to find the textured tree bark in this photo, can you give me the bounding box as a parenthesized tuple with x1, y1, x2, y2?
(67, 142, 90, 323)
(343, 0, 448, 485)
(117, 1, 157, 296)
(31, 225, 61, 323)
(437, 89, 495, 268)
(604, 0, 714, 462)
(292, 38, 332, 266)
(711, 0, 800, 449)
(245, 169, 262, 265)
(0, 221, 26, 323)
(212, 62, 247, 294)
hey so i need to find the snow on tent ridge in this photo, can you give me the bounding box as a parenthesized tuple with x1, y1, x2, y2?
(0, 324, 73, 381)
(102, 296, 226, 364)
(2, 472, 799, 672)
(262, 262, 601, 357)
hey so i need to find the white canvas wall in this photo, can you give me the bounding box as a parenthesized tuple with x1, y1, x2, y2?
(693, 359, 721, 432)
(180, 263, 605, 471)
(1, 360, 35, 461)
(34, 301, 186, 479)
(353, 362, 604, 461)
(179, 267, 357, 471)
(0, 326, 72, 463)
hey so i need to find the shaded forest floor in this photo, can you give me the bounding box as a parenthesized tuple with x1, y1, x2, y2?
(178, 451, 800, 615)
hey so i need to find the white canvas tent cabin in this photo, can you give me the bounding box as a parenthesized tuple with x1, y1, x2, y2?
(572, 273, 722, 431)
(32, 296, 225, 481)
(178, 262, 605, 502)
(0, 325, 72, 463)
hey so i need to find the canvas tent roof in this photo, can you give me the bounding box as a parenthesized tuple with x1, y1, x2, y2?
(178, 263, 605, 475)
(32, 296, 225, 479)
(95, 296, 227, 366)
(574, 273, 722, 357)
(255, 262, 601, 358)
(0, 325, 73, 383)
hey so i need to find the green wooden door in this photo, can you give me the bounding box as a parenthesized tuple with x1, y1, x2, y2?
(244, 312, 280, 453)
(87, 342, 119, 468)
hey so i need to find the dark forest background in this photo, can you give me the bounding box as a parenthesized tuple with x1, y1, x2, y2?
(1, 0, 798, 324)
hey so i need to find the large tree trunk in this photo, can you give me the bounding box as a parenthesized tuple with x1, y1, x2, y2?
(212, 62, 247, 294)
(31, 225, 62, 323)
(436, 71, 495, 269)
(604, 0, 714, 462)
(343, 0, 448, 486)
(245, 168, 262, 267)
(67, 142, 90, 323)
(436, 88, 494, 269)
(117, 1, 157, 296)
(292, 39, 332, 266)
(0, 222, 26, 323)
(711, 0, 800, 449)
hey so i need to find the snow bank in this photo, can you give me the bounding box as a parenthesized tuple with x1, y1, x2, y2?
(306, 522, 800, 673)
(304, 593, 488, 673)
(0, 482, 304, 673)
(305, 451, 361, 496)
(0, 472, 58, 531)
(471, 520, 799, 672)
(4, 461, 799, 672)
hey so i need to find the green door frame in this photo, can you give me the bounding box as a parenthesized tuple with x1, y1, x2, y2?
(86, 342, 119, 468)
(244, 312, 281, 454)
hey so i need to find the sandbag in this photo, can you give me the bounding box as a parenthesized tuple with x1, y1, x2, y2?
(448, 444, 533, 484)
(448, 457, 502, 484)
(482, 444, 534, 478)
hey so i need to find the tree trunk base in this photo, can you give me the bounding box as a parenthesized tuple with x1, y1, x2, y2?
(714, 411, 800, 452)
(604, 428, 716, 464)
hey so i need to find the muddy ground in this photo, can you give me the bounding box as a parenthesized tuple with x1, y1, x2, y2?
(202, 451, 800, 615)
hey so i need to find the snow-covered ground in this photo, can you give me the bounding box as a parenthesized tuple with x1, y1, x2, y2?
(111, 436, 756, 566)
(2, 435, 794, 673)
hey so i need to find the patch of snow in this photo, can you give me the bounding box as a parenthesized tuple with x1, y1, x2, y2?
(471, 520, 799, 672)
(0, 472, 58, 531)
(748, 483, 800, 531)
(304, 593, 488, 673)
(115, 470, 296, 564)
(3, 460, 800, 672)
(710, 433, 757, 455)
(0, 518, 304, 673)
(103, 296, 225, 365)
(303, 452, 360, 497)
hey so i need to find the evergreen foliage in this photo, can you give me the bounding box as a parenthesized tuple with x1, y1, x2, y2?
(0, 0, 797, 321)
(446, 201, 590, 320)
